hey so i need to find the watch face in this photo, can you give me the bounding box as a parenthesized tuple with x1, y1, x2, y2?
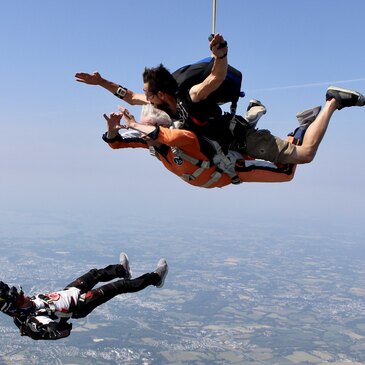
(117, 87, 127, 97)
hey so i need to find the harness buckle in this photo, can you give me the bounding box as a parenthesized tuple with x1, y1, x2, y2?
(149, 146, 157, 157)
(181, 174, 195, 181)
(200, 161, 211, 168)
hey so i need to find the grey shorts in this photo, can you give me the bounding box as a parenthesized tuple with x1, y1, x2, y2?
(245, 128, 296, 164)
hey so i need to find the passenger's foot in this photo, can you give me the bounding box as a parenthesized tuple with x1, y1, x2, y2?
(155, 259, 168, 288)
(120, 252, 132, 279)
(296, 105, 322, 128)
(245, 99, 267, 128)
(326, 86, 365, 110)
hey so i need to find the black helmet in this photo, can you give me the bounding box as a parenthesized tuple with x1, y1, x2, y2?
(0, 281, 20, 316)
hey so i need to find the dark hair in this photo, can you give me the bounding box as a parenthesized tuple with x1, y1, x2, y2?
(0, 281, 11, 300)
(143, 64, 178, 96)
(0, 281, 21, 316)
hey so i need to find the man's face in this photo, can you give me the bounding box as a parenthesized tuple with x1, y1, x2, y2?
(143, 82, 161, 104)
(143, 83, 175, 116)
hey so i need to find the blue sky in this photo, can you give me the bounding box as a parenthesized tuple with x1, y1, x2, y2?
(1, 0, 365, 228)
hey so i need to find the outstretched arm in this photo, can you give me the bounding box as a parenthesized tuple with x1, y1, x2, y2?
(189, 34, 228, 102)
(103, 107, 198, 148)
(75, 71, 148, 105)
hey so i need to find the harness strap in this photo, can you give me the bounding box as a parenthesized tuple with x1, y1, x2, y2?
(206, 139, 242, 185)
(171, 147, 211, 168)
(171, 144, 241, 186)
(230, 100, 237, 116)
(229, 115, 250, 132)
(200, 170, 222, 188)
(172, 147, 212, 182)
(47, 302, 56, 314)
(37, 295, 72, 318)
(149, 146, 158, 158)
(1, 302, 11, 312)
(229, 117, 238, 135)
(149, 123, 242, 187)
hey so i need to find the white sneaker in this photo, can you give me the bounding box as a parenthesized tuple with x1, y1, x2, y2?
(245, 99, 267, 128)
(119, 252, 132, 279)
(155, 259, 168, 288)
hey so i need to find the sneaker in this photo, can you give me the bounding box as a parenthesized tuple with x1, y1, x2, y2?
(326, 86, 365, 110)
(119, 252, 132, 279)
(245, 99, 267, 128)
(155, 259, 168, 288)
(296, 105, 322, 128)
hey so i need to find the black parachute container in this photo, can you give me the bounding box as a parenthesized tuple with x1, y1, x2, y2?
(172, 57, 245, 114)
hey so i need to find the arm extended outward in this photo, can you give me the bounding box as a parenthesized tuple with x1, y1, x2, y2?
(103, 108, 199, 149)
(75, 71, 147, 105)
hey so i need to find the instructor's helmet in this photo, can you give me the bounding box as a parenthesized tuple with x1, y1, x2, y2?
(0, 281, 21, 316)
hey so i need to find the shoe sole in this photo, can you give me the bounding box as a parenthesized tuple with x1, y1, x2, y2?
(248, 99, 262, 106)
(327, 85, 362, 98)
(156, 261, 168, 288)
(327, 86, 365, 108)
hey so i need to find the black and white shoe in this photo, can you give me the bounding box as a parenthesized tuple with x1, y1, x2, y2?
(326, 86, 365, 110)
(155, 259, 168, 288)
(296, 105, 322, 128)
(120, 252, 132, 279)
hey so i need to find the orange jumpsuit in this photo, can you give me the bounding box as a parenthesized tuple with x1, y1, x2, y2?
(103, 127, 296, 188)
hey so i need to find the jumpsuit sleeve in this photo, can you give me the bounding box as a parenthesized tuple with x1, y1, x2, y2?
(24, 315, 72, 340)
(103, 126, 200, 151)
(102, 131, 149, 150)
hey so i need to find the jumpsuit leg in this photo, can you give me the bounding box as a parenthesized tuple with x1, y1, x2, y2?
(73, 272, 160, 318)
(64, 264, 128, 292)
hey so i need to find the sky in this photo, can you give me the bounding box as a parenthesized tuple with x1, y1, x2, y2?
(1, 0, 365, 230)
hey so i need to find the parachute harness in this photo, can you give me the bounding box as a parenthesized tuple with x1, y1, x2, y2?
(171, 141, 241, 187)
(36, 294, 73, 319)
(149, 120, 242, 187)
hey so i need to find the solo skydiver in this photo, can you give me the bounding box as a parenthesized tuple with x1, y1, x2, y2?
(0, 254, 168, 340)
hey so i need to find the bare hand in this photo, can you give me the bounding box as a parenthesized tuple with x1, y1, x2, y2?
(103, 112, 125, 131)
(75, 72, 103, 85)
(118, 106, 137, 129)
